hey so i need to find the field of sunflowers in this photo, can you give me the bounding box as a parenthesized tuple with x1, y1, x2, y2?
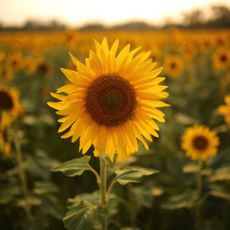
(0, 29, 230, 230)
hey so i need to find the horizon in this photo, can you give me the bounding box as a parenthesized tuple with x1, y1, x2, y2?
(1, 0, 230, 27)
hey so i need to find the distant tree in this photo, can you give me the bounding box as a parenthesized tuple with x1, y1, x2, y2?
(79, 23, 105, 31)
(182, 9, 205, 27)
(209, 5, 230, 27)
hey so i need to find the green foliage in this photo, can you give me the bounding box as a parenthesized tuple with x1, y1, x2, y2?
(161, 191, 198, 210)
(51, 156, 91, 177)
(64, 200, 99, 230)
(114, 167, 158, 185)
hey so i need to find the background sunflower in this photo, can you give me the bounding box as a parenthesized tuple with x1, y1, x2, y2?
(181, 125, 219, 161)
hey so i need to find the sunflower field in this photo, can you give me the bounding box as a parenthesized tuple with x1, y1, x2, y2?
(0, 29, 230, 230)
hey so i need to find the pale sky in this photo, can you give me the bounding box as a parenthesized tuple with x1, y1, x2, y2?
(0, 0, 230, 26)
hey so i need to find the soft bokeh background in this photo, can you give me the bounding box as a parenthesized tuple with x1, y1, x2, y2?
(0, 0, 230, 229)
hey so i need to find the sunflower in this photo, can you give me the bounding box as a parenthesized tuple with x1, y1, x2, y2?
(8, 52, 22, 71)
(181, 125, 219, 161)
(48, 38, 169, 160)
(212, 48, 230, 70)
(22, 56, 37, 75)
(218, 95, 230, 127)
(0, 86, 22, 130)
(36, 60, 52, 76)
(164, 55, 184, 78)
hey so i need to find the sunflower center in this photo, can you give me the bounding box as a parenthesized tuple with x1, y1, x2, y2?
(0, 91, 14, 111)
(37, 63, 49, 75)
(192, 135, 208, 151)
(170, 62, 177, 69)
(220, 54, 227, 63)
(86, 75, 136, 126)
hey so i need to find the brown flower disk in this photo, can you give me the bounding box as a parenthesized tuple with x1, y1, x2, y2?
(86, 75, 136, 127)
(192, 135, 209, 151)
(0, 91, 14, 111)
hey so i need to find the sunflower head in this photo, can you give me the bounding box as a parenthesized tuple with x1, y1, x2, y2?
(48, 38, 169, 160)
(164, 55, 184, 78)
(213, 48, 230, 70)
(8, 52, 22, 71)
(181, 125, 219, 161)
(0, 87, 22, 128)
(36, 61, 52, 76)
(218, 95, 230, 127)
(22, 56, 37, 75)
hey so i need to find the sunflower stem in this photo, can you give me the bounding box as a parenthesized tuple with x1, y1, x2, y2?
(10, 128, 32, 219)
(195, 160, 203, 230)
(100, 157, 108, 230)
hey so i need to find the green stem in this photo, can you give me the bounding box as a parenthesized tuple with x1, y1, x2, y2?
(195, 160, 203, 230)
(107, 178, 117, 197)
(88, 164, 101, 185)
(100, 157, 108, 230)
(11, 129, 32, 219)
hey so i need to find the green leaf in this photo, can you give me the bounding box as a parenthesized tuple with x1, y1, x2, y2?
(65, 192, 118, 229)
(210, 190, 230, 200)
(0, 184, 21, 204)
(67, 192, 100, 207)
(51, 156, 91, 177)
(42, 196, 63, 219)
(34, 181, 58, 195)
(209, 166, 230, 182)
(209, 184, 230, 200)
(16, 196, 42, 207)
(63, 200, 98, 230)
(182, 163, 200, 173)
(129, 186, 153, 208)
(175, 113, 196, 125)
(114, 166, 158, 185)
(161, 191, 198, 210)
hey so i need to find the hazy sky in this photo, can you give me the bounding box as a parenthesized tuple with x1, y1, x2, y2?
(1, 0, 230, 26)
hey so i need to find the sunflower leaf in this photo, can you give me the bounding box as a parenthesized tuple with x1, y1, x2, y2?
(64, 191, 117, 230)
(209, 166, 230, 182)
(63, 200, 99, 230)
(209, 184, 230, 200)
(114, 166, 158, 185)
(161, 191, 198, 210)
(50, 156, 91, 177)
(182, 163, 200, 173)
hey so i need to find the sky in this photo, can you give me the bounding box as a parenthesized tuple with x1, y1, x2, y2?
(0, 0, 230, 27)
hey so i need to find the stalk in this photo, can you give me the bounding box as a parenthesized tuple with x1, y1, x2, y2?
(11, 129, 32, 219)
(195, 160, 203, 230)
(100, 157, 108, 230)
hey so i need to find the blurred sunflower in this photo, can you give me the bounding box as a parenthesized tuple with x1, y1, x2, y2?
(22, 56, 37, 75)
(218, 95, 230, 127)
(0, 64, 13, 81)
(181, 125, 219, 161)
(0, 87, 22, 156)
(212, 48, 230, 70)
(8, 52, 22, 71)
(48, 38, 169, 160)
(36, 61, 52, 76)
(0, 86, 22, 129)
(164, 55, 184, 78)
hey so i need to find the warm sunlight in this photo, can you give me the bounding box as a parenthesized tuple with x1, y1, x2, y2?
(1, 0, 229, 26)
